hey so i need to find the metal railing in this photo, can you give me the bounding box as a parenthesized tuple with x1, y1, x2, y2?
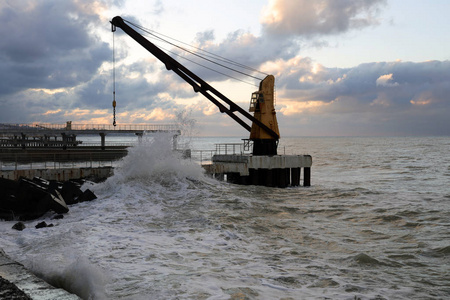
(190, 150, 216, 165)
(0, 123, 179, 132)
(77, 142, 136, 147)
(215, 142, 253, 155)
(190, 141, 253, 165)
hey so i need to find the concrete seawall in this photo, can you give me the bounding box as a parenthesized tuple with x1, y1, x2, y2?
(0, 166, 113, 181)
(0, 249, 80, 299)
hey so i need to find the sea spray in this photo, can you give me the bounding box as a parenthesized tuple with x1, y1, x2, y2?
(175, 109, 198, 146)
(94, 132, 206, 190)
(26, 256, 107, 299)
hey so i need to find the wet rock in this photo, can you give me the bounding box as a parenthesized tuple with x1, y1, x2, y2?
(35, 221, 53, 229)
(0, 178, 20, 221)
(52, 214, 64, 220)
(44, 190, 69, 214)
(13, 178, 51, 220)
(1, 177, 97, 221)
(35, 221, 47, 229)
(77, 189, 97, 203)
(61, 181, 83, 205)
(12, 222, 26, 231)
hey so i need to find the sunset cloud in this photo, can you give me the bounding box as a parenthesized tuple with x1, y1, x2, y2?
(376, 73, 399, 87)
(261, 0, 386, 37)
(0, 0, 448, 136)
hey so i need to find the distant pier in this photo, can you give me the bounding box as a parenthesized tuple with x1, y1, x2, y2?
(0, 122, 180, 150)
(0, 122, 181, 181)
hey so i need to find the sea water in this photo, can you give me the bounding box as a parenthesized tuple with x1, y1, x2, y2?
(0, 136, 449, 299)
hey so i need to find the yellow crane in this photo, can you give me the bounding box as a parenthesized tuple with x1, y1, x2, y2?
(111, 16, 280, 155)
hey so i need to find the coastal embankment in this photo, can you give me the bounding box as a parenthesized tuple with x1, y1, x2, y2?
(0, 248, 80, 299)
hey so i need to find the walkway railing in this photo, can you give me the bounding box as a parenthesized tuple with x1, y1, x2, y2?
(0, 123, 179, 132)
(190, 141, 253, 165)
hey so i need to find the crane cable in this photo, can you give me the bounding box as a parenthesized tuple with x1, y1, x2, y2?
(112, 26, 117, 126)
(124, 19, 266, 84)
(128, 19, 269, 77)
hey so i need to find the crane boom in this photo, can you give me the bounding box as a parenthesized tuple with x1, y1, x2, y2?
(110, 16, 279, 155)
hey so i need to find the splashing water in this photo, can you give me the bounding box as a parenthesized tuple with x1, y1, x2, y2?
(0, 136, 448, 299)
(99, 133, 204, 186)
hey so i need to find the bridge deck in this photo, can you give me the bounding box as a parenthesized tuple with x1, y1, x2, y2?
(0, 123, 180, 135)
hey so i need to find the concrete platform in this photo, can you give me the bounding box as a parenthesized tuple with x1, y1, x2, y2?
(203, 154, 312, 187)
(0, 249, 80, 299)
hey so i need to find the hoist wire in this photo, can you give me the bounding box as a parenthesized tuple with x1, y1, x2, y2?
(155, 43, 259, 87)
(129, 19, 268, 76)
(140, 30, 260, 86)
(128, 20, 268, 77)
(112, 29, 117, 126)
(124, 19, 266, 83)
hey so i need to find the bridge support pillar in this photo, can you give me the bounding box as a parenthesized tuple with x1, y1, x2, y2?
(21, 133, 26, 149)
(135, 133, 143, 144)
(172, 134, 179, 150)
(61, 133, 68, 150)
(99, 133, 106, 150)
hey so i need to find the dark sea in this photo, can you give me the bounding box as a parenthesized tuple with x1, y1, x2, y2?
(1, 136, 449, 299)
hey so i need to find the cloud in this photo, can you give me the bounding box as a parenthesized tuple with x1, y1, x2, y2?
(272, 60, 450, 136)
(261, 0, 387, 37)
(1, 0, 448, 137)
(376, 73, 399, 87)
(153, 0, 388, 85)
(0, 0, 110, 97)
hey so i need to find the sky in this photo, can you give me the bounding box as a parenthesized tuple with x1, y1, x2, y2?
(1, 0, 449, 137)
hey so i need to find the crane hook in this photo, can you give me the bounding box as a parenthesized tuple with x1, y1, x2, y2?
(112, 98, 116, 127)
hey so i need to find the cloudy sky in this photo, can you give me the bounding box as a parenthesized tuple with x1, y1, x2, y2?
(1, 0, 449, 136)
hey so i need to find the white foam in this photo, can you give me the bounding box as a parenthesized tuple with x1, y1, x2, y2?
(95, 133, 205, 191)
(26, 256, 107, 300)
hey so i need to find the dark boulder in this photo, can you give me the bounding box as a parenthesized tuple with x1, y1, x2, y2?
(12, 222, 26, 231)
(52, 214, 64, 220)
(76, 189, 97, 203)
(1, 177, 97, 221)
(35, 221, 54, 229)
(61, 181, 83, 205)
(45, 190, 69, 214)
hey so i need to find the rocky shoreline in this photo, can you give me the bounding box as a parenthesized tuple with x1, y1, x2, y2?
(0, 177, 98, 222)
(0, 176, 100, 299)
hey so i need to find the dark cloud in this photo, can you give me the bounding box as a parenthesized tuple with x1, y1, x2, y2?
(274, 60, 450, 136)
(0, 0, 110, 97)
(1, 0, 448, 137)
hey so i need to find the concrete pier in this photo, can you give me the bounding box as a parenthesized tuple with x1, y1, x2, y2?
(203, 154, 312, 187)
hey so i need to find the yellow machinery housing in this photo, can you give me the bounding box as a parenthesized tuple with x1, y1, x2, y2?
(249, 75, 280, 155)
